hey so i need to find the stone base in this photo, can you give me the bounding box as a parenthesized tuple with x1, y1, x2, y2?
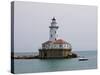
(39, 49, 77, 59)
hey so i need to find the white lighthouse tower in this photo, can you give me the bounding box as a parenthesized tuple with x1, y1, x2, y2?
(49, 17, 59, 41)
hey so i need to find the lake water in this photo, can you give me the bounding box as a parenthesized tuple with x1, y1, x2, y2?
(14, 51, 97, 74)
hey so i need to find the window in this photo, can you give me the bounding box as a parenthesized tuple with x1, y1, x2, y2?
(42, 44, 45, 47)
(51, 34, 52, 37)
(55, 31, 56, 33)
(59, 44, 62, 48)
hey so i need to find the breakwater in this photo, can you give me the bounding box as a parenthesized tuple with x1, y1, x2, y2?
(11, 52, 77, 59)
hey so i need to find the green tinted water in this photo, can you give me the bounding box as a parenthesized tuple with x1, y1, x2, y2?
(14, 51, 97, 74)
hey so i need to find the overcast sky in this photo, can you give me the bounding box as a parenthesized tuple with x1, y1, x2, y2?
(13, 1, 97, 52)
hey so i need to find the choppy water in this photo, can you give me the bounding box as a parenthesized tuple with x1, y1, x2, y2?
(13, 50, 97, 74)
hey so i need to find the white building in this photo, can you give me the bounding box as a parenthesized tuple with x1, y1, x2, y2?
(42, 17, 72, 50)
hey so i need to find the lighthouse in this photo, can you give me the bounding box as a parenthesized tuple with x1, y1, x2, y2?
(49, 17, 59, 41)
(39, 17, 77, 59)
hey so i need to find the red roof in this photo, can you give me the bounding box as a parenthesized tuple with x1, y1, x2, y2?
(53, 39, 67, 44)
(42, 39, 67, 45)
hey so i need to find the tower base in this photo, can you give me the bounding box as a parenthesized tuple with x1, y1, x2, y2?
(39, 49, 77, 59)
